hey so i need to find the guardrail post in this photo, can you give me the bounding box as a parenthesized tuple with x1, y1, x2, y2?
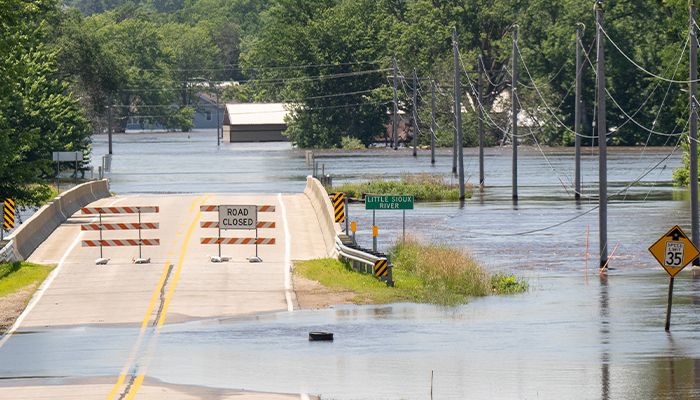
(387, 263, 395, 287)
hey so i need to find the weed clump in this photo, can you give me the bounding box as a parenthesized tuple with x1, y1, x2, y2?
(333, 173, 471, 201)
(391, 238, 491, 305)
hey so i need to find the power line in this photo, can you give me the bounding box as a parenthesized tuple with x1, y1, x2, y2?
(578, 41, 689, 138)
(599, 23, 700, 84)
(117, 100, 390, 119)
(469, 143, 681, 237)
(119, 68, 391, 92)
(131, 60, 383, 73)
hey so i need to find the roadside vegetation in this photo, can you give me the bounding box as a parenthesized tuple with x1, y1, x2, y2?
(295, 238, 526, 306)
(333, 174, 471, 201)
(673, 142, 697, 187)
(0, 262, 54, 298)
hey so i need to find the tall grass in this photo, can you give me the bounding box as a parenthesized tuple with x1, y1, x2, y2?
(391, 238, 491, 304)
(295, 238, 527, 306)
(333, 173, 471, 201)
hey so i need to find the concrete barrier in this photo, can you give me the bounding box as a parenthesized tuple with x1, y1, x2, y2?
(303, 176, 340, 256)
(8, 180, 111, 261)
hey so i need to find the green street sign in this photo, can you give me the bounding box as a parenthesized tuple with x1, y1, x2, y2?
(365, 195, 414, 210)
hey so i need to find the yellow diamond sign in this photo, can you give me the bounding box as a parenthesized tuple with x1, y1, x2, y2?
(648, 225, 700, 277)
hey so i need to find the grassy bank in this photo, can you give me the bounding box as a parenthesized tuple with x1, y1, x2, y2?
(0, 262, 54, 298)
(295, 239, 526, 306)
(332, 174, 471, 201)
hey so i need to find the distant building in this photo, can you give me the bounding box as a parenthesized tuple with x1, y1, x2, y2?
(193, 92, 224, 130)
(223, 103, 290, 142)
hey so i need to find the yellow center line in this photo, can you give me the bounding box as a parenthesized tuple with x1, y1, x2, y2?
(140, 261, 172, 330)
(106, 195, 205, 400)
(123, 374, 145, 400)
(106, 374, 126, 400)
(156, 196, 208, 327)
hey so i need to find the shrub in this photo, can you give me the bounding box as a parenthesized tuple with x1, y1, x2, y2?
(341, 136, 365, 150)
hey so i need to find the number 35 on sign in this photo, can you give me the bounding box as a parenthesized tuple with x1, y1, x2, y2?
(649, 225, 700, 277)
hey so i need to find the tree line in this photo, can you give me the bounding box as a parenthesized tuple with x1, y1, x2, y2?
(1, 0, 695, 203)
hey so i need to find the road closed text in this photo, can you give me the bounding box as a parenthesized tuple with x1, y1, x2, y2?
(218, 205, 257, 230)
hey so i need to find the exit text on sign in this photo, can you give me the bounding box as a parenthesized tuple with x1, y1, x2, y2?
(218, 205, 257, 230)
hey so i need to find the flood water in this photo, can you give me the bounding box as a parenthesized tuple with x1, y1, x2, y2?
(2, 130, 697, 399)
(92, 130, 687, 274)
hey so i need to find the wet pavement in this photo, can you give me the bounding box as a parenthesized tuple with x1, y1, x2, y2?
(0, 130, 696, 399)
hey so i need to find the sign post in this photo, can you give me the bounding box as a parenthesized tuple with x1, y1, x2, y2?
(52, 151, 83, 192)
(648, 225, 700, 331)
(365, 195, 414, 245)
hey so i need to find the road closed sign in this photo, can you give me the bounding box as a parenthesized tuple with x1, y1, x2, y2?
(219, 205, 257, 230)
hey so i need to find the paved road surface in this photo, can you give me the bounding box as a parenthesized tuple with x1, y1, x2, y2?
(0, 193, 328, 399)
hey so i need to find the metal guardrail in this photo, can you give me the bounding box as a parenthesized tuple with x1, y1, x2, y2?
(335, 236, 394, 286)
(0, 241, 18, 263)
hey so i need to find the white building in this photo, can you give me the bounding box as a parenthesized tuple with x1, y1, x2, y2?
(223, 103, 290, 142)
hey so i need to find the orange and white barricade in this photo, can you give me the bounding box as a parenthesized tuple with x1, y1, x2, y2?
(199, 204, 276, 262)
(81, 206, 160, 264)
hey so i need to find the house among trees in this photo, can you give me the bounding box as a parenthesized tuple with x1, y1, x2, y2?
(193, 92, 224, 130)
(223, 103, 289, 142)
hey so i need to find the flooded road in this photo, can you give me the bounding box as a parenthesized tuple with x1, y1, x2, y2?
(2, 271, 700, 399)
(2, 130, 694, 399)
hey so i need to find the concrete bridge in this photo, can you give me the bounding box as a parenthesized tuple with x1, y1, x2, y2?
(0, 177, 339, 399)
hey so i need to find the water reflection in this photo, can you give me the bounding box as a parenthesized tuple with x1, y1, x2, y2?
(599, 274, 610, 400)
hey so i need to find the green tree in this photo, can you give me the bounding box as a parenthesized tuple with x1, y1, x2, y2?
(0, 0, 91, 204)
(242, 0, 391, 148)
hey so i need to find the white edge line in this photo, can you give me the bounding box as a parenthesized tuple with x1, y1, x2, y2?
(0, 197, 123, 349)
(278, 193, 294, 312)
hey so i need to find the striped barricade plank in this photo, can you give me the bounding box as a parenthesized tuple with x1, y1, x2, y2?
(200, 205, 276, 212)
(82, 239, 160, 247)
(200, 221, 276, 229)
(81, 222, 159, 231)
(81, 206, 159, 215)
(200, 237, 276, 245)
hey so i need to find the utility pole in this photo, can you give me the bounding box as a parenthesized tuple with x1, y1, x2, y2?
(596, 1, 608, 270)
(392, 57, 399, 150)
(690, 0, 699, 265)
(107, 101, 113, 155)
(575, 24, 583, 201)
(452, 104, 458, 175)
(412, 68, 418, 157)
(511, 25, 519, 201)
(216, 85, 221, 146)
(430, 78, 436, 165)
(478, 55, 485, 188)
(453, 27, 466, 200)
